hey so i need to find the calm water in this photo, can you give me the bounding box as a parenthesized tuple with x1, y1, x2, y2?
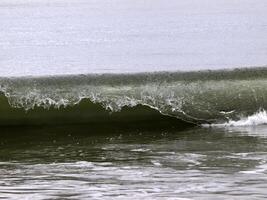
(1, 125, 267, 199)
(1, 0, 267, 76)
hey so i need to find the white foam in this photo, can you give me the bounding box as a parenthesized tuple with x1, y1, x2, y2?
(210, 110, 267, 127)
(151, 160, 162, 167)
(240, 162, 267, 174)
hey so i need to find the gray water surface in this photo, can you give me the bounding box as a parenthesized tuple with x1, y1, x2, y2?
(1, 125, 267, 199)
(1, 1, 267, 199)
(1, 0, 267, 76)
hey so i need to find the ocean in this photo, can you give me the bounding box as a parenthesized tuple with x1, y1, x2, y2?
(1, 0, 267, 199)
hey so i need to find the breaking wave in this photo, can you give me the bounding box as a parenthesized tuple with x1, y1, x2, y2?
(205, 110, 267, 127)
(1, 67, 267, 127)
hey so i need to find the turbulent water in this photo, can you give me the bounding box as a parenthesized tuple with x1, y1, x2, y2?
(1, 68, 267, 199)
(1, 0, 267, 199)
(1, 125, 267, 199)
(1, 67, 267, 126)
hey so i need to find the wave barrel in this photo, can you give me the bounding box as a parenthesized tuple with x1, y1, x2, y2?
(0, 67, 267, 126)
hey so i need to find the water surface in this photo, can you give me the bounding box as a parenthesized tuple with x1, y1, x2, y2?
(1, 125, 267, 199)
(1, 0, 267, 76)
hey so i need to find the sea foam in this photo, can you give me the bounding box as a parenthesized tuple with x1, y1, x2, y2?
(207, 110, 267, 127)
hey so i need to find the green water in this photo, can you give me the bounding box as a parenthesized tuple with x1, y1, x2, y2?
(1, 125, 267, 199)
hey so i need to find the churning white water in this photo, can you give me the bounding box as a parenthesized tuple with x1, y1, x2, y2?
(207, 110, 267, 127)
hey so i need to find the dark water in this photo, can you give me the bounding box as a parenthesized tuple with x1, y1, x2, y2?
(1, 125, 267, 199)
(2, 68, 267, 126)
(1, 68, 267, 199)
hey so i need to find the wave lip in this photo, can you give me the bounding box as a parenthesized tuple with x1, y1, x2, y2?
(1, 67, 267, 126)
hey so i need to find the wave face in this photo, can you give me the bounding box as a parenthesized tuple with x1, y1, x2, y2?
(1, 67, 267, 126)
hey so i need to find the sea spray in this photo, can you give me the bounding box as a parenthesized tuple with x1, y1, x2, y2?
(206, 109, 267, 127)
(0, 67, 267, 125)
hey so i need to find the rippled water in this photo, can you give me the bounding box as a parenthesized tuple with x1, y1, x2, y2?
(1, 125, 267, 199)
(1, 0, 267, 199)
(1, 0, 267, 76)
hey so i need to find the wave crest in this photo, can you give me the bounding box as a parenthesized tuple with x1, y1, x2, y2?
(1, 68, 267, 125)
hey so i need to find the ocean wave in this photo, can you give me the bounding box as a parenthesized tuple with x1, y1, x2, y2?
(0, 67, 267, 126)
(206, 110, 267, 127)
